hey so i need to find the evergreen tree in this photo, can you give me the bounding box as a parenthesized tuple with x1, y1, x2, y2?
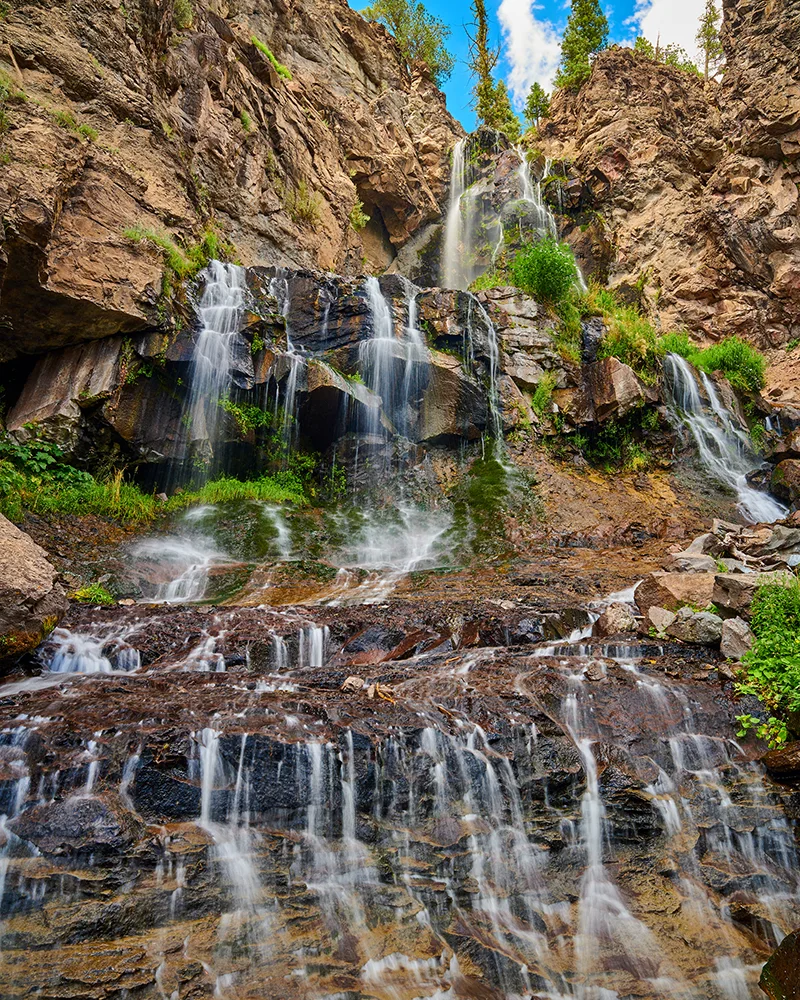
(696, 0, 724, 79)
(633, 34, 699, 76)
(524, 82, 550, 127)
(554, 0, 609, 91)
(362, 0, 455, 86)
(466, 0, 521, 140)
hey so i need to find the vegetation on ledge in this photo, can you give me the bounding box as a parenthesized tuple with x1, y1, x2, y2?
(736, 578, 800, 748)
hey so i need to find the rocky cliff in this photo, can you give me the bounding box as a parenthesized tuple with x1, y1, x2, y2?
(0, 0, 461, 361)
(539, 0, 800, 348)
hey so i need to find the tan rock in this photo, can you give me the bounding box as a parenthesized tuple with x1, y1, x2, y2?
(712, 571, 795, 616)
(593, 603, 638, 638)
(635, 572, 716, 617)
(648, 607, 677, 633)
(0, 515, 68, 662)
(720, 617, 755, 661)
(584, 357, 658, 423)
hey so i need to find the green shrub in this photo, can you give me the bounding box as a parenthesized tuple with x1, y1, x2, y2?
(735, 578, 800, 748)
(349, 198, 370, 231)
(510, 237, 578, 305)
(123, 225, 237, 285)
(71, 583, 115, 606)
(657, 330, 693, 357)
(219, 398, 274, 435)
(240, 110, 253, 133)
(251, 36, 293, 79)
(531, 372, 556, 418)
(596, 303, 660, 381)
(470, 269, 506, 293)
(173, 0, 193, 29)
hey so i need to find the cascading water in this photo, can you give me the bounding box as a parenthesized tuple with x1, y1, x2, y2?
(185, 261, 248, 462)
(441, 136, 470, 290)
(269, 268, 306, 455)
(664, 353, 788, 523)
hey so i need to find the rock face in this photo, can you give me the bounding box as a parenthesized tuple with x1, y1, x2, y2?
(0, 515, 67, 660)
(0, 0, 461, 359)
(771, 459, 800, 506)
(594, 602, 638, 637)
(760, 929, 800, 1000)
(539, 1, 800, 347)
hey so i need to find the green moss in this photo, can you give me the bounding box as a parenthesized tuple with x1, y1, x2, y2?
(251, 36, 293, 79)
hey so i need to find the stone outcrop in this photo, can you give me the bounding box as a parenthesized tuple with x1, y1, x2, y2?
(593, 602, 638, 637)
(712, 570, 795, 616)
(771, 459, 800, 507)
(0, 0, 461, 360)
(539, 0, 800, 348)
(635, 571, 716, 617)
(666, 606, 723, 645)
(0, 515, 68, 661)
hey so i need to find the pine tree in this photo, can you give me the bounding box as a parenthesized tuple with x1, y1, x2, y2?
(466, 0, 521, 140)
(696, 0, 724, 80)
(524, 82, 550, 127)
(554, 0, 609, 91)
(362, 0, 455, 86)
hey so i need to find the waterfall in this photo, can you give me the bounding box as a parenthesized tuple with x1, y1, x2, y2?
(441, 137, 470, 290)
(515, 144, 557, 239)
(664, 353, 787, 523)
(269, 268, 305, 455)
(185, 261, 248, 460)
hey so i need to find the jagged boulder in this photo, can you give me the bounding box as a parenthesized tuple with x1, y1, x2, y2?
(720, 617, 755, 660)
(666, 606, 724, 645)
(584, 357, 658, 423)
(635, 572, 717, 617)
(762, 742, 800, 783)
(0, 516, 68, 662)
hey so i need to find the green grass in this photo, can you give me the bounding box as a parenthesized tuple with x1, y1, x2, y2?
(123, 225, 237, 285)
(284, 180, 322, 226)
(240, 109, 253, 133)
(735, 578, 800, 748)
(656, 330, 766, 393)
(70, 583, 115, 606)
(173, 0, 193, 27)
(251, 36, 293, 79)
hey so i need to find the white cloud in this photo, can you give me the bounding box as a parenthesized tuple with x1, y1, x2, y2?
(630, 0, 706, 61)
(498, 0, 562, 108)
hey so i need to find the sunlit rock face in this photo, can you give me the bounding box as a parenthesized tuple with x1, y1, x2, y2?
(539, 0, 800, 348)
(0, 0, 462, 361)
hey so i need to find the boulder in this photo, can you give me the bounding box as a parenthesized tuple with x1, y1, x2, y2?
(0, 516, 68, 662)
(666, 606, 723, 645)
(761, 742, 800, 783)
(720, 617, 755, 660)
(584, 357, 658, 423)
(648, 606, 677, 633)
(669, 552, 719, 573)
(712, 571, 795, 616)
(594, 603, 638, 638)
(635, 572, 716, 617)
(760, 928, 800, 1000)
(771, 459, 800, 505)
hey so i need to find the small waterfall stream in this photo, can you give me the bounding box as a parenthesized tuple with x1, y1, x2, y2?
(663, 354, 787, 523)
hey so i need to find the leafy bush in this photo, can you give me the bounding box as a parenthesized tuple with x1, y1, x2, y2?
(596, 303, 660, 381)
(219, 398, 275, 435)
(735, 578, 800, 748)
(251, 36, 293, 79)
(510, 237, 578, 305)
(70, 583, 115, 606)
(240, 110, 253, 133)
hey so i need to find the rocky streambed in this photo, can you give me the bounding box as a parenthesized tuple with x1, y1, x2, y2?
(0, 582, 797, 1000)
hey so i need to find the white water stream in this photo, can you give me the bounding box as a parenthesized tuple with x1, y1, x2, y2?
(664, 354, 787, 523)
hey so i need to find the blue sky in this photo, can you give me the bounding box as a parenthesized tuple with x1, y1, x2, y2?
(354, 0, 708, 129)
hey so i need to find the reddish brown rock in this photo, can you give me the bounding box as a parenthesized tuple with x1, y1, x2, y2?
(635, 572, 716, 617)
